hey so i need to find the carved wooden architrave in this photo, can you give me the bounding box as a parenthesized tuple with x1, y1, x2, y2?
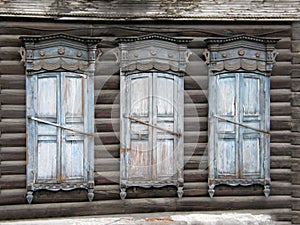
(204, 34, 279, 198)
(20, 34, 101, 203)
(117, 34, 192, 199)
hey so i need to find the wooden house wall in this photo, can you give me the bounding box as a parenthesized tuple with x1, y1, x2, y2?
(0, 20, 299, 224)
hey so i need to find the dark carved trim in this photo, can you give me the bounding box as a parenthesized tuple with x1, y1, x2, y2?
(117, 33, 192, 44)
(20, 33, 101, 44)
(205, 34, 279, 45)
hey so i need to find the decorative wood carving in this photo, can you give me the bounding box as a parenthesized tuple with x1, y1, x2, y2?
(118, 34, 191, 199)
(20, 34, 100, 203)
(205, 34, 278, 198)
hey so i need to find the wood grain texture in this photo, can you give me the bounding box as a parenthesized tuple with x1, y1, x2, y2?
(0, 20, 296, 223)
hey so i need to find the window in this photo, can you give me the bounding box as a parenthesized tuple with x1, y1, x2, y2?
(118, 34, 191, 199)
(205, 35, 278, 198)
(20, 34, 100, 203)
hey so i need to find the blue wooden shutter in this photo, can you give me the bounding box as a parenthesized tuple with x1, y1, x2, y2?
(35, 73, 59, 183)
(215, 73, 238, 179)
(155, 73, 177, 180)
(61, 72, 86, 181)
(240, 74, 265, 178)
(120, 72, 184, 199)
(118, 34, 190, 200)
(127, 73, 152, 181)
(205, 35, 278, 198)
(21, 34, 99, 203)
(213, 73, 266, 179)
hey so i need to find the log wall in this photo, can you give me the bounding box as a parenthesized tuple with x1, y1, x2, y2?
(0, 20, 298, 224)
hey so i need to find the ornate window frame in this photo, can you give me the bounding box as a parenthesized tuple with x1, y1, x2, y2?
(20, 34, 100, 203)
(204, 34, 278, 198)
(117, 34, 191, 199)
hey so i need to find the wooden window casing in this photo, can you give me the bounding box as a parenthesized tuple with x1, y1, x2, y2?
(20, 34, 100, 203)
(117, 34, 191, 199)
(205, 35, 278, 198)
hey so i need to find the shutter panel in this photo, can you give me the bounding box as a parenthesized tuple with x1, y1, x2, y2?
(36, 74, 59, 182)
(61, 73, 85, 181)
(155, 74, 176, 179)
(127, 74, 151, 180)
(215, 74, 238, 178)
(240, 74, 263, 177)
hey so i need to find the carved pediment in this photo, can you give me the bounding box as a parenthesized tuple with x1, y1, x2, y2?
(204, 34, 279, 75)
(20, 34, 101, 73)
(117, 34, 192, 73)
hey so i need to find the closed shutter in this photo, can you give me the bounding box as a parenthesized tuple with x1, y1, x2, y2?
(35, 73, 59, 183)
(33, 72, 87, 183)
(121, 72, 182, 188)
(214, 73, 265, 180)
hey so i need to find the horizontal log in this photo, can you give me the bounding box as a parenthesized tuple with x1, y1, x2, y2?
(270, 76, 291, 89)
(275, 38, 291, 50)
(95, 158, 119, 172)
(0, 89, 25, 104)
(185, 103, 208, 117)
(186, 61, 208, 77)
(95, 144, 120, 158)
(184, 90, 208, 104)
(0, 133, 25, 147)
(95, 104, 120, 118)
(275, 49, 292, 62)
(0, 60, 24, 75)
(0, 47, 20, 61)
(270, 156, 291, 169)
(94, 75, 119, 90)
(1, 147, 25, 161)
(271, 102, 291, 116)
(0, 160, 26, 175)
(271, 169, 292, 182)
(95, 90, 119, 104)
(0, 35, 22, 47)
(0, 189, 27, 205)
(0, 175, 26, 189)
(272, 62, 300, 76)
(0, 75, 25, 89)
(270, 89, 291, 102)
(270, 131, 292, 143)
(1, 105, 25, 118)
(270, 143, 292, 156)
(184, 75, 208, 90)
(0, 119, 25, 133)
(95, 62, 119, 76)
(0, 196, 292, 220)
(270, 116, 291, 130)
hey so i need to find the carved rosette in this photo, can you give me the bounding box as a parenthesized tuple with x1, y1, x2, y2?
(204, 34, 279, 76)
(20, 34, 101, 74)
(117, 34, 192, 74)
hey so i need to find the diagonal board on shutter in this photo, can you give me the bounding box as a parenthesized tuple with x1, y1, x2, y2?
(126, 116, 181, 137)
(213, 115, 270, 135)
(29, 116, 94, 137)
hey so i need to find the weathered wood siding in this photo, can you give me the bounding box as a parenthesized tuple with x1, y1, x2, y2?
(0, 20, 298, 224)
